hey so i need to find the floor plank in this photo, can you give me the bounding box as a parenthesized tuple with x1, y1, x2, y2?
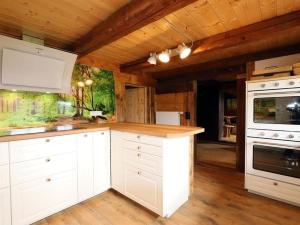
(34, 164, 300, 225)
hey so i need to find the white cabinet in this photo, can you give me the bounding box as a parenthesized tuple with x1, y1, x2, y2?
(77, 133, 94, 202)
(0, 142, 9, 165)
(93, 131, 111, 195)
(124, 165, 162, 214)
(111, 131, 124, 193)
(11, 171, 77, 225)
(77, 131, 111, 202)
(111, 131, 190, 217)
(0, 188, 11, 225)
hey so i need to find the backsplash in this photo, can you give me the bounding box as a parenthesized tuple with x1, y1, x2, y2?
(0, 64, 115, 129)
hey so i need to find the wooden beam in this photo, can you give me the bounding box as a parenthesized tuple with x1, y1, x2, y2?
(151, 43, 300, 79)
(120, 10, 300, 73)
(74, 0, 197, 57)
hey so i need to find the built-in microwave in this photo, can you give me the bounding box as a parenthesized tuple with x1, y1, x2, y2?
(246, 136, 300, 186)
(247, 82, 300, 131)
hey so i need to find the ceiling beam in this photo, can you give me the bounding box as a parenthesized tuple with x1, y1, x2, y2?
(73, 0, 197, 57)
(152, 43, 300, 79)
(120, 10, 300, 73)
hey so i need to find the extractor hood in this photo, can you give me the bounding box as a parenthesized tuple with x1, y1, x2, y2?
(0, 35, 77, 94)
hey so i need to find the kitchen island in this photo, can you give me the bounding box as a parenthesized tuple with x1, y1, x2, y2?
(0, 122, 204, 225)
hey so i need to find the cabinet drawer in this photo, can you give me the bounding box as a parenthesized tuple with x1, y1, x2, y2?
(124, 149, 162, 176)
(11, 170, 77, 225)
(0, 187, 11, 225)
(124, 165, 162, 215)
(11, 152, 77, 185)
(123, 133, 163, 147)
(124, 140, 163, 157)
(10, 134, 77, 163)
(0, 142, 9, 166)
(246, 174, 300, 205)
(0, 165, 9, 189)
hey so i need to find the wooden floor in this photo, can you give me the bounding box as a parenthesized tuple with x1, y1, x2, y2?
(34, 164, 300, 225)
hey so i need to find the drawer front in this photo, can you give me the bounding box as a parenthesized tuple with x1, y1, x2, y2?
(0, 165, 9, 189)
(10, 134, 77, 163)
(246, 174, 300, 205)
(123, 132, 163, 147)
(124, 140, 163, 157)
(124, 165, 162, 215)
(11, 170, 77, 225)
(124, 149, 162, 176)
(0, 142, 9, 166)
(11, 152, 77, 185)
(0, 187, 11, 225)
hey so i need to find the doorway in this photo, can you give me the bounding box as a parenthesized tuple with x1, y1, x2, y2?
(196, 81, 237, 168)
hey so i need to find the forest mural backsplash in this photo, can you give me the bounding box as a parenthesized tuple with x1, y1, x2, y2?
(0, 64, 115, 129)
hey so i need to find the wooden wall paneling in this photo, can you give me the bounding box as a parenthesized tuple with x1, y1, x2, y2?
(236, 75, 246, 172)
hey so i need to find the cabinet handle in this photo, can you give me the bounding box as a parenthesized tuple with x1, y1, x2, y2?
(84, 134, 88, 137)
(101, 132, 104, 135)
(45, 139, 50, 143)
(46, 158, 51, 162)
(137, 171, 141, 175)
(137, 135, 140, 139)
(273, 182, 278, 186)
(137, 153, 141, 157)
(137, 146, 141, 150)
(46, 178, 51, 182)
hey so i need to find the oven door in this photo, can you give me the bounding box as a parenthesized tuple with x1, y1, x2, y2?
(246, 137, 300, 185)
(247, 88, 300, 131)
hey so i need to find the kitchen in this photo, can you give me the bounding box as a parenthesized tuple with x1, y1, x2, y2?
(0, 1, 300, 225)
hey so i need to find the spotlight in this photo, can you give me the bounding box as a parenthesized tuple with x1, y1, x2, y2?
(178, 43, 191, 59)
(158, 50, 171, 63)
(147, 53, 157, 65)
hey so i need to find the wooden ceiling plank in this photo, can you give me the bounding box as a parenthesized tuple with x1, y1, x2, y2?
(259, 0, 277, 20)
(120, 9, 300, 73)
(74, 0, 198, 56)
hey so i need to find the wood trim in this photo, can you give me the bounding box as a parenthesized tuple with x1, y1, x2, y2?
(74, 0, 197, 57)
(120, 10, 300, 73)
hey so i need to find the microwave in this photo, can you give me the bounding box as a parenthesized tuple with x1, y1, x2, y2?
(247, 78, 300, 131)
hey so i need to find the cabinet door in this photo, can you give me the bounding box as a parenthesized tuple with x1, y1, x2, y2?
(111, 131, 124, 193)
(93, 131, 111, 195)
(77, 133, 94, 202)
(0, 188, 11, 225)
(0, 142, 9, 166)
(11, 170, 77, 225)
(124, 166, 162, 215)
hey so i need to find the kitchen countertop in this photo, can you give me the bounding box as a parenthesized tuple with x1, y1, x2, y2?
(0, 122, 204, 142)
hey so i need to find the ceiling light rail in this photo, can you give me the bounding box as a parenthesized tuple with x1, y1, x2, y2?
(147, 18, 193, 65)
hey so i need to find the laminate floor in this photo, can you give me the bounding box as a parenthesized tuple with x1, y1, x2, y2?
(34, 164, 300, 225)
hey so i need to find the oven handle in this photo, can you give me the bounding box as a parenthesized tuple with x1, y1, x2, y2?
(253, 91, 300, 96)
(253, 141, 300, 150)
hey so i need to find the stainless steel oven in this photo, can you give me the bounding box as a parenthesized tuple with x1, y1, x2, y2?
(247, 78, 300, 131)
(246, 134, 300, 186)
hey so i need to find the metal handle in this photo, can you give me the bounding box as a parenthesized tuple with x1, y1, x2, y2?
(253, 141, 300, 149)
(137, 146, 141, 150)
(254, 91, 300, 96)
(137, 153, 141, 157)
(45, 139, 50, 143)
(84, 134, 88, 137)
(137, 135, 140, 139)
(101, 132, 104, 135)
(46, 178, 51, 182)
(137, 171, 141, 175)
(46, 158, 51, 162)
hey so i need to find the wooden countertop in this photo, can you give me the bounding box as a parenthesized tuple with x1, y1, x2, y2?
(0, 122, 204, 142)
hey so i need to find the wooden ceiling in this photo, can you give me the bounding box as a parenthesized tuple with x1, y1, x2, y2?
(1, 0, 300, 77)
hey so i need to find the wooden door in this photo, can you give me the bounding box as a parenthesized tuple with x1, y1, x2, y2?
(125, 87, 146, 123)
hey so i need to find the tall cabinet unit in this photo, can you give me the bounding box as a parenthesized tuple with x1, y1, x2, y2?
(77, 131, 111, 202)
(0, 142, 11, 225)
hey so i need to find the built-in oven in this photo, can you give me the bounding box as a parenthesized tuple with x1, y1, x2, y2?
(246, 135, 300, 186)
(247, 79, 300, 131)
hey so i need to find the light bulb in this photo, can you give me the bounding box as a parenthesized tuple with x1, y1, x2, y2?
(158, 50, 170, 63)
(147, 53, 157, 65)
(178, 44, 192, 59)
(85, 79, 93, 86)
(77, 81, 85, 87)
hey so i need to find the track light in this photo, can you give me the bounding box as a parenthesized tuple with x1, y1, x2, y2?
(147, 53, 157, 65)
(158, 50, 171, 63)
(178, 43, 192, 59)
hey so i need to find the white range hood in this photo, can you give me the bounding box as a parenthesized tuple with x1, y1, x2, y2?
(0, 35, 77, 93)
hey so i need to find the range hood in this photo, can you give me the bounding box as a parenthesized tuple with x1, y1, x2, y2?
(0, 35, 77, 93)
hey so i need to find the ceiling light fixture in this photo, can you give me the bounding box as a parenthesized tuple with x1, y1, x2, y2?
(178, 43, 192, 59)
(147, 53, 157, 65)
(158, 50, 171, 63)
